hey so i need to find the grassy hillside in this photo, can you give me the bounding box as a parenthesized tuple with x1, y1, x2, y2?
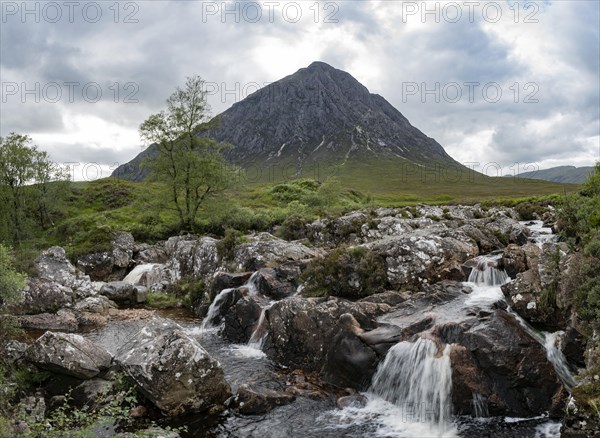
(513, 165, 594, 184)
(10, 167, 577, 267)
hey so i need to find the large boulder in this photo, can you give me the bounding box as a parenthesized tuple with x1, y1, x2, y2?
(15, 247, 96, 315)
(234, 233, 321, 271)
(501, 242, 569, 330)
(252, 268, 296, 299)
(222, 295, 263, 344)
(115, 318, 232, 416)
(16, 279, 74, 314)
(99, 281, 134, 303)
(364, 231, 479, 288)
(263, 297, 390, 376)
(77, 232, 135, 281)
(164, 236, 221, 283)
(25, 332, 113, 379)
(436, 310, 566, 417)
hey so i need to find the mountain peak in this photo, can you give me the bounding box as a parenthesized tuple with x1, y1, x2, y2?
(113, 63, 461, 181)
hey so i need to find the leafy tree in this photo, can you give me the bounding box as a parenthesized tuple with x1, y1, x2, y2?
(140, 76, 234, 231)
(0, 133, 69, 243)
(0, 243, 26, 343)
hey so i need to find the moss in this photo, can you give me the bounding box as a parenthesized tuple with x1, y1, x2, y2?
(146, 291, 180, 308)
(301, 246, 388, 299)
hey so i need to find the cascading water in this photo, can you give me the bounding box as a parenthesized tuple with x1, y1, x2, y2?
(321, 338, 457, 437)
(464, 256, 509, 308)
(248, 302, 274, 350)
(202, 272, 261, 331)
(471, 393, 489, 418)
(466, 253, 576, 390)
(467, 257, 509, 286)
(370, 338, 453, 430)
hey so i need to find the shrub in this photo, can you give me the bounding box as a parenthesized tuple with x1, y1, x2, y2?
(278, 213, 309, 241)
(301, 246, 388, 299)
(216, 229, 244, 261)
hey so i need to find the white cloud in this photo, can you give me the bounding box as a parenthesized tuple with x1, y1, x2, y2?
(1, 0, 598, 177)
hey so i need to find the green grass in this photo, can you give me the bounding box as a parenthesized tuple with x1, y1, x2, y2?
(7, 159, 578, 263)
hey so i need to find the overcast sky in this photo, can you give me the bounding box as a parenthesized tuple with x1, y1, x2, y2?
(1, 0, 598, 180)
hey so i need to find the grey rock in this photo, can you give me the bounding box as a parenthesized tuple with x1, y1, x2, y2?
(25, 332, 113, 379)
(74, 295, 116, 315)
(19, 309, 79, 332)
(233, 384, 295, 415)
(115, 317, 231, 416)
(99, 281, 134, 303)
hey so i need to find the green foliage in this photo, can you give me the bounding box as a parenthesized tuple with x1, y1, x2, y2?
(0, 133, 70, 244)
(0, 244, 26, 344)
(216, 229, 245, 262)
(301, 246, 388, 299)
(140, 76, 236, 231)
(146, 291, 180, 309)
(277, 213, 311, 241)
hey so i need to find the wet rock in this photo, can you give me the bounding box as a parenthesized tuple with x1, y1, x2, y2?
(322, 314, 379, 389)
(501, 242, 568, 330)
(204, 287, 247, 326)
(499, 244, 529, 279)
(437, 310, 565, 417)
(234, 233, 321, 271)
(253, 268, 296, 299)
(336, 394, 367, 409)
(133, 285, 148, 304)
(100, 281, 134, 303)
(263, 297, 389, 377)
(210, 271, 252, 299)
(222, 295, 263, 343)
(25, 332, 113, 379)
(358, 290, 409, 306)
(115, 317, 231, 416)
(561, 316, 587, 368)
(20, 308, 79, 332)
(233, 384, 296, 414)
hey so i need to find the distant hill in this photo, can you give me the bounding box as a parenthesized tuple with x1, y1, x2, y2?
(112, 61, 466, 182)
(514, 166, 594, 184)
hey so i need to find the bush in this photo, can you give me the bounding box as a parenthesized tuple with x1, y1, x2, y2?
(216, 229, 245, 261)
(146, 291, 180, 308)
(278, 213, 309, 241)
(301, 246, 388, 299)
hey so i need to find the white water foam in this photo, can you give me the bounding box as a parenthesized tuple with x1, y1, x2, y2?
(323, 338, 457, 437)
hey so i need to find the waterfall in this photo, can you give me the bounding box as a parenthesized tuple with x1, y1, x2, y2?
(248, 303, 273, 350)
(201, 288, 234, 330)
(468, 257, 509, 286)
(370, 338, 453, 432)
(472, 393, 489, 418)
(464, 256, 509, 307)
(202, 271, 262, 331)
(544, 331, 576, 388)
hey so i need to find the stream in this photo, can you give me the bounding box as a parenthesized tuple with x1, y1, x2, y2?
(74, 220, 570, 437)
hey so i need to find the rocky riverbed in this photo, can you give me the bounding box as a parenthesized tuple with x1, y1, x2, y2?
(2, 204, 589, 437)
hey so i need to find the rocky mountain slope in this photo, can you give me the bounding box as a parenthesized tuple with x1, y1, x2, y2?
(112, 62, 464, 181)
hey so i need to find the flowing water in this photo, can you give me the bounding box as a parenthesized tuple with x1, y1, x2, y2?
(59, 221, 574, 437)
